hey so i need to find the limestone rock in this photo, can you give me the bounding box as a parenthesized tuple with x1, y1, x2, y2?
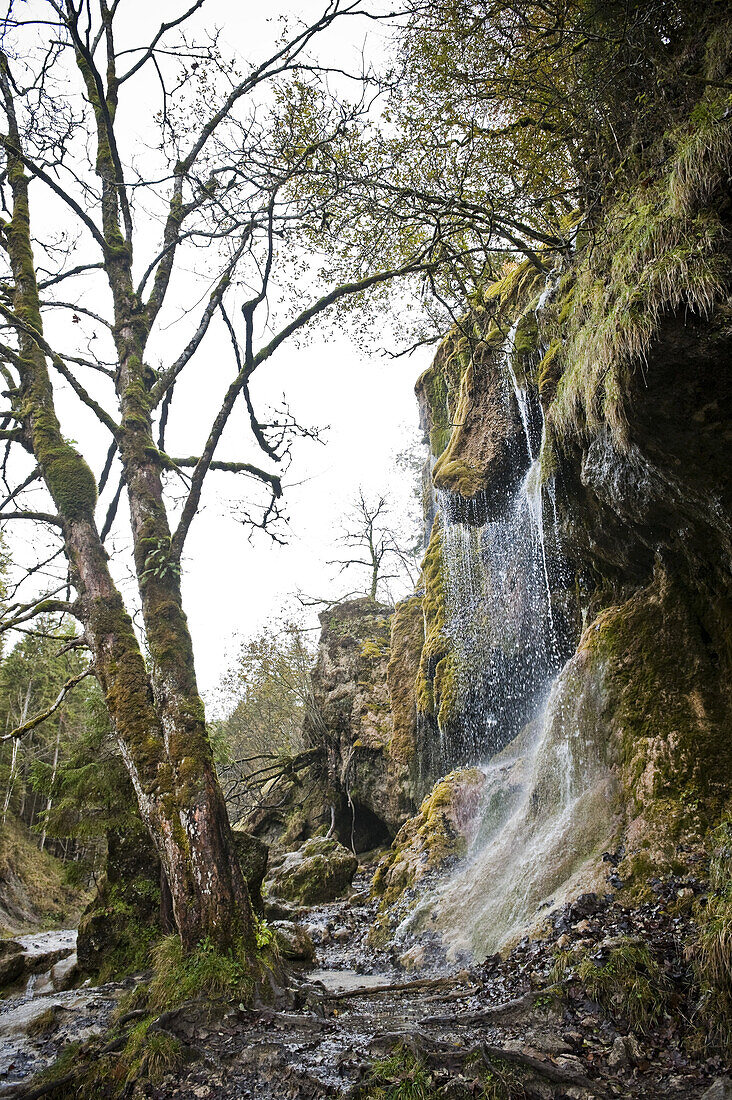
(242, 597, 419, 856)
(370, 768, 486, 940)
(264, 899, 300, 922)
(51, 953, 79, 991)
(271, 921, 315, 961)
(0, 939, 24, 988)
(607, 1035, 628, 1068)
(266, 837, 358, 905)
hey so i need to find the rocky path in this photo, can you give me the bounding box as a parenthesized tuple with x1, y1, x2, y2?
(138, 883, 730, 1100)
(1, 873, 730, 1099)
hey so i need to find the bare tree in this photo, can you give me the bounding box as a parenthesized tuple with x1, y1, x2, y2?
(330, 487, 420, 601)
(0, 1, 437, 954)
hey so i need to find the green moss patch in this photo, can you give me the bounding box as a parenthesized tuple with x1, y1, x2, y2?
(546, 84, 732, 443)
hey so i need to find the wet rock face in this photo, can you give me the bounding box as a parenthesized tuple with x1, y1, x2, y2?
(561, 307, 732, 600)
(407, 272, 731, 921)
(432, 345, 527, 510)
(551, 306, 732, 859)
(371, 768, 486, 940)
(265, 837, 358, 906)
(302, 598, 416, 848)
(0, 940, 24, 988)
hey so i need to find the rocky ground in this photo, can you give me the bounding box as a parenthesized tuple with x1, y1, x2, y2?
(1, 864, 730, 1100)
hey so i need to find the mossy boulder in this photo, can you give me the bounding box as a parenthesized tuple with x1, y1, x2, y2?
(231, 829, 268, 914)
(265, 837, 358, 905)
(76, 827, 162, 980)
(372, 768, 486, 912)
(78, 825, 270, 978)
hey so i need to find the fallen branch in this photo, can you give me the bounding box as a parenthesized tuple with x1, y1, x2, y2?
(317, 972, 471, 1001)
(420, 987, 557, 1024)
(366, 1030, 607, 1098)
(482, 1043, 607, 1095)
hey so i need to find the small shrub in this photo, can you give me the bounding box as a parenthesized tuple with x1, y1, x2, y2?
(360, 1045, 433, 1099)
(26, 1006, 60, 1038)
(121, 1018, 183, 1086)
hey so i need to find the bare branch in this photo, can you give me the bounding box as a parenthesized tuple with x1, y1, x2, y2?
(149, 236, 249, 408)
(1, 668, 94, 742)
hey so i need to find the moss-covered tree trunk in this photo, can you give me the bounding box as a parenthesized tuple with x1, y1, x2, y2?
(2, 91, 254, 954)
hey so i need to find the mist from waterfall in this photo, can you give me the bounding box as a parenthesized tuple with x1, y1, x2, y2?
(410, 287, 617, 958)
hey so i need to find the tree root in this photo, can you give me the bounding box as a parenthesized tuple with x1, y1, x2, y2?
(364, 1029, 608, 1098)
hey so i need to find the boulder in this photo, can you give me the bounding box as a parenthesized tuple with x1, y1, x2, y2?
(266, 837, 358, 905)
(77, 827, 161, 978)
(264, 898, 300, 922)
(0, 939, 24, 988)
(373, 768, 486, 907)
(231, 829, 268, 913)
(271, 920, 315, 961)
(51, 953, 79, 991)
(369, 768, 486, 945)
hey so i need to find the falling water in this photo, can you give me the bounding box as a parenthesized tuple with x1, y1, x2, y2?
(437, 290, 567, 768)
(407, 280, 617, 956)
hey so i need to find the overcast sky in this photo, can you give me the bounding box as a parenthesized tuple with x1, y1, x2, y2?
(2, 1, 434, 705)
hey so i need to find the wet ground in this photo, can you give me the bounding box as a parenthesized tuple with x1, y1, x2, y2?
(0, 929, 127, 1095)
(1, 871, 730, 1099)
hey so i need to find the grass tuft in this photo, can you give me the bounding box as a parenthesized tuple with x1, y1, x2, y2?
(694, 819, 732, 1053)
(147, 933, 255, 1013)
(548, 88, 732, 444)
(575, 937, 672, 1032)
(359, 1045, 434, 1099)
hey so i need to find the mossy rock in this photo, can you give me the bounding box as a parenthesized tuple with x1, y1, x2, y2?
(265, 837, 358, 905)
(271, 920, 315, 961)
(231, 829, 268, 914)
(372, 768, 486, 913)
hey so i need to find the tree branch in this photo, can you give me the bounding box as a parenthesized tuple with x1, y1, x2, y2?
(1, 668, 94, 742)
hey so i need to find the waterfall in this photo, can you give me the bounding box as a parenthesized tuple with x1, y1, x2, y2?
(437, 291, 567, 769)
(407, 280, 615, 957)
(410, 659, 617, 958)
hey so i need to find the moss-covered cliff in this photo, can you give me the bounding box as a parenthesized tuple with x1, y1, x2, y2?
(374, 31, 731, 954)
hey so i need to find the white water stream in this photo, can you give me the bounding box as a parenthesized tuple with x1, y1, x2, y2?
(413, 278, 616, 957)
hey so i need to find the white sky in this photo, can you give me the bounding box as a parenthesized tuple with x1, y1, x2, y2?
(2, 1, 434, 703)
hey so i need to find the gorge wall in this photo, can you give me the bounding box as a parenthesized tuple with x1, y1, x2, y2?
(274, 85, 731, 963)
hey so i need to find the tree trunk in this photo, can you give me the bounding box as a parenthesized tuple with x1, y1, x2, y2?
(40, 716, 62, 851)
(4, 125, 254, 954)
